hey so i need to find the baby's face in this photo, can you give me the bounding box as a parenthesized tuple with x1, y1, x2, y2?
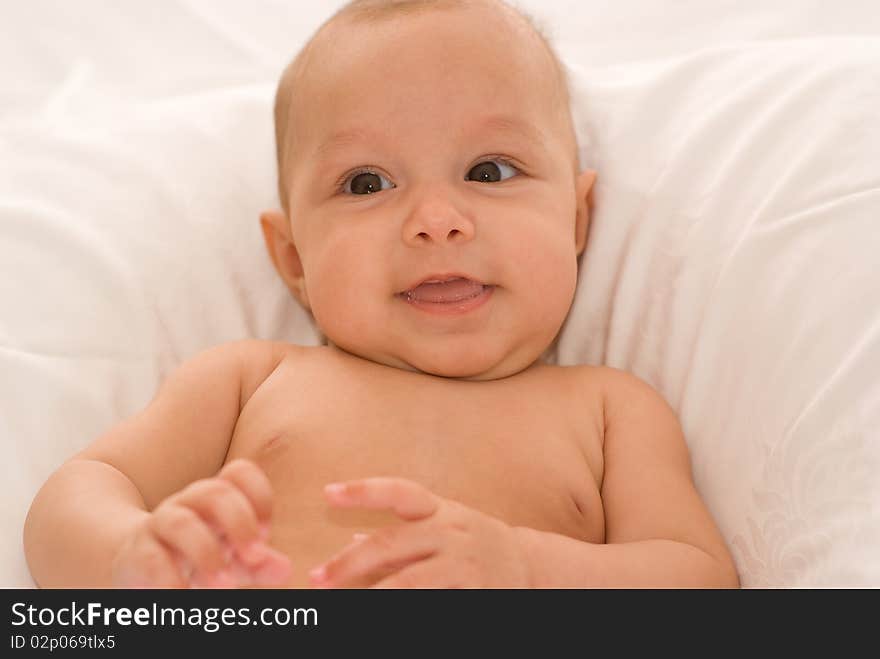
(267, 5, 594, 380)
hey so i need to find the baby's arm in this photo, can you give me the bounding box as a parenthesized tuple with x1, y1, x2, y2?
(23, 340, 292, 588)
(515, 367, 739, 587)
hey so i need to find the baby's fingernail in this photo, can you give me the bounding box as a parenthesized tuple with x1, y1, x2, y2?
(324, 483, 346, 497)
(352, 533, 369, 542)
(259, 524, 271, 541)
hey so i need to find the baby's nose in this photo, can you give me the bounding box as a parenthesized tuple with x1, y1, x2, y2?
(402, 194, 476, 246)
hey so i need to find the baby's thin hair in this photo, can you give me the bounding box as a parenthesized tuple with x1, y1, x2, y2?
(334, 0, 475, 20)
(273, 0, 572, 212)
(333, 0, 548, 32)
(331, 0, 567, 84)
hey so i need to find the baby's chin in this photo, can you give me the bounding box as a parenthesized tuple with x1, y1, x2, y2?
(362, 343, 542, 382)
(412, 355, 531, 381)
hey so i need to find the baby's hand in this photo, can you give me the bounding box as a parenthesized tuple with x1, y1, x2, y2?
(309, 478, 531, 588)
(111, 459, 291, 588)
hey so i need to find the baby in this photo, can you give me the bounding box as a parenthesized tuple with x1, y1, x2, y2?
(24, 0, 739, 588)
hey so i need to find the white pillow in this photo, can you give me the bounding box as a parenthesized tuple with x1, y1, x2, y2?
(0, 86, 322, 586)
(557, 38, 880, 586)
(3, 2, 878, 588)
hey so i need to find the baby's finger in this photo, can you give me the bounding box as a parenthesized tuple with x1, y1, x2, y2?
(210, 547, 292, 588)
(309, 525, 438, 588)
(176, 479, 261, 551)
(151, 506, 228, 578)
(323, 478, 439, 521)
(217, 459, 274, 526)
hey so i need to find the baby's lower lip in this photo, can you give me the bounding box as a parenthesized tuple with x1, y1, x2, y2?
(396, 284, 495, 316)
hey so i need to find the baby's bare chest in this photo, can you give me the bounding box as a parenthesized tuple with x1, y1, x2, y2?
(227, 354, 606, 558)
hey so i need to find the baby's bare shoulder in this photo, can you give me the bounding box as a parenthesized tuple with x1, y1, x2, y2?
(556, 364, 677, 439)
(575, 365, 685, 466)
(161, 339, 311, 412)
(564, 364, 667, 407)
(221, 339, 309, 405)
(548, 362, 629, 400)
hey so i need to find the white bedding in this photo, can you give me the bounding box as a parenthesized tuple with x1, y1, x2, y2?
(2, 0, 879, 587)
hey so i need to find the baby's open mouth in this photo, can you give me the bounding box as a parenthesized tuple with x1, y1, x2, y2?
(398, 277, 491, 303)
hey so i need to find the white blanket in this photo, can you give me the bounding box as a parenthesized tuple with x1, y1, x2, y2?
(2, 0, 879, 587)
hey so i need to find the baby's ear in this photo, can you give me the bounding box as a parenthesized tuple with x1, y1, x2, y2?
(259, 209, 311, 311)
(574, 169, 597, 256)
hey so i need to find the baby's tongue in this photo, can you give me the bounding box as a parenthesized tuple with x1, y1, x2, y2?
(407, 278, 484, 303)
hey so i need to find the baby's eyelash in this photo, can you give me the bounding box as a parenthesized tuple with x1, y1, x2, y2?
(481, 156, 518, 170)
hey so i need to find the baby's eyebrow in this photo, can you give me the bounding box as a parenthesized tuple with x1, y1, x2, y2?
(312, 114, 545, 159)
(314, 127, 381, 159)
(476, 114, 546, 150)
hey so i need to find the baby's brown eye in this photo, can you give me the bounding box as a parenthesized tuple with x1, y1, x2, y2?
(346, 171, 394, 195)
(350, 173, 381, 194)
(466, 160, 518, 183)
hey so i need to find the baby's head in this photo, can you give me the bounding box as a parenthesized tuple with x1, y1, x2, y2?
(261, 0, 595, 381)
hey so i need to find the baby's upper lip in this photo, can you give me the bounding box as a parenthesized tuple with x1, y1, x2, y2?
(399, 272, 489, 294)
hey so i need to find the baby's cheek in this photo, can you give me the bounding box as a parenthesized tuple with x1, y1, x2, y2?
(524, 249, 579, 321)
(308, 274, 378, 343)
